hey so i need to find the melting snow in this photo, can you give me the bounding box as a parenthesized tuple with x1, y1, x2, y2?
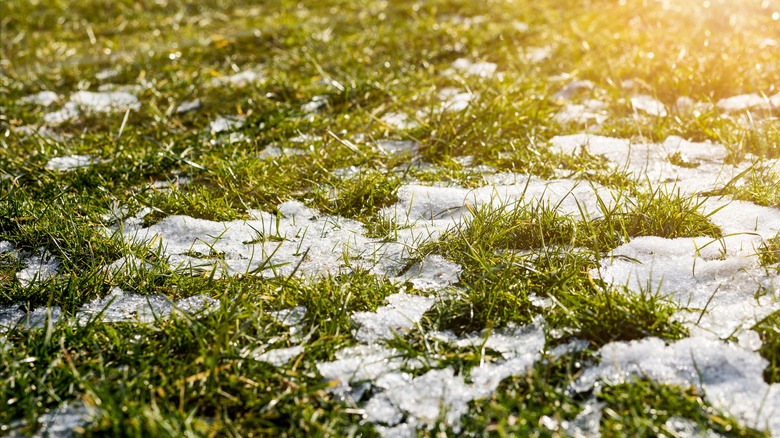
(397, 254, 461, 291)
(555, 100, 608, 125)
(42, 91, 140, 124)
(209, 115, 244, 133)
(45, 155, 96, 171)
(176, 98, 201, 114)
(119, 200, 409, 279)
(249, 345, 304, 366)
(550, 134, 753, 194)
(209, 69, 265, 87)
(572, 336, 780, 436)
(77, 287, 217, 324)
(380, 112, 419, 130)
(554, 80, 595, 100)
(323, 318, 546, 434)
(717, 92, 780, 112)
(436, 87, 475, 112)
(375, 139, 419, 155)
(450, 58, 498, 78)
(19, 91, 59, 107)
(16, 248, 60, 287)
(631, 94, 667, 117)
(70, 91, 140, 113)
(351, 293, 435, 343)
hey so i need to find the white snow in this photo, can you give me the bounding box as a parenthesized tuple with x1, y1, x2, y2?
(119, 200, 409, 279)
(550, 134, 751, 194)
(375, 140, 419, 155)
(450, 58, 498, 78)
(324, 317, 546, 433)
(554, 99, 608, 125)
(351, 293, 435, 343)
(45, 155, 96, 171)
(301, 95, 328, 113)
(631, 94, 668, 117)
(209, 115, 244, 133)
(572, 336, 780, 436)
(176, 99, 201, 114)
(717, 92, 780, 112)
(436, 87, 475, 112)
(397, 254, 461, 291)
(77, 287, 217, 324)
(554, 80, 595, 100)
(209, 69, 265, 87)
(250, 345, 304, 366)
(380, 112, 419, 130)
(19, 91, 59, 107)
(70, 91, 140, 113)
(16, 248, 60, 287)
(42, 91, 140, 124)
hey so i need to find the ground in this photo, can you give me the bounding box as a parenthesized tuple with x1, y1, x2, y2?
(1, 0, 780, 436)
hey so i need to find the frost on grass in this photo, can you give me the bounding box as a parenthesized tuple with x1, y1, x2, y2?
(351, 293, 435, 343)
(550, 134, 751, 194)
(16, 248, 60, 287)
(44, 155, 96, 172)
(77, 287, 218, 324)
(572, 336, 780, 436)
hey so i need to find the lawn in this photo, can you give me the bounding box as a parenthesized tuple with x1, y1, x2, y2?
(1, 0, 780, 436)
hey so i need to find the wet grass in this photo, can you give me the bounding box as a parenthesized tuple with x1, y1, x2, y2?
(2, 0, 779, 435)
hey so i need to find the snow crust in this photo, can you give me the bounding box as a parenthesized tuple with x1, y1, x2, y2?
(77, 287, 218, 324)
(573, 337, 780, 436)
(351, 293, 435, 343)
(318, 317, 546, 434)
(717, 92, 780, 112)
(209, 69, 265, 87)
(16, 248, 60, 287)
(450, 58, 498, 78)
(554, 100, 608, 125)
(550, 134, 756, 194)
(19, 91, 59, 107)
(119, 200, 409, 279)
(380, 112, 420, 130)
(43, 91, 140, 124)
(631, 94, 667, 117)
(45, 155, 96, 171)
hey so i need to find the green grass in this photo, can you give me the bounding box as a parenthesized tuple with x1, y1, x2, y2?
(2, 0, 779, 435)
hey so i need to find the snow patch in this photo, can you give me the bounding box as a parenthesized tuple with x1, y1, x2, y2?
(352, 293, 435, 343)
(19, 91, 59, 107)
(77, 287, 218, 324)
(45, 155, 96, 171)
(572, 336, 780, 436)
(17, 248, 60, 287)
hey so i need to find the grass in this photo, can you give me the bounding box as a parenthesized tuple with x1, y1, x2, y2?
(2, 0, 780, 435)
